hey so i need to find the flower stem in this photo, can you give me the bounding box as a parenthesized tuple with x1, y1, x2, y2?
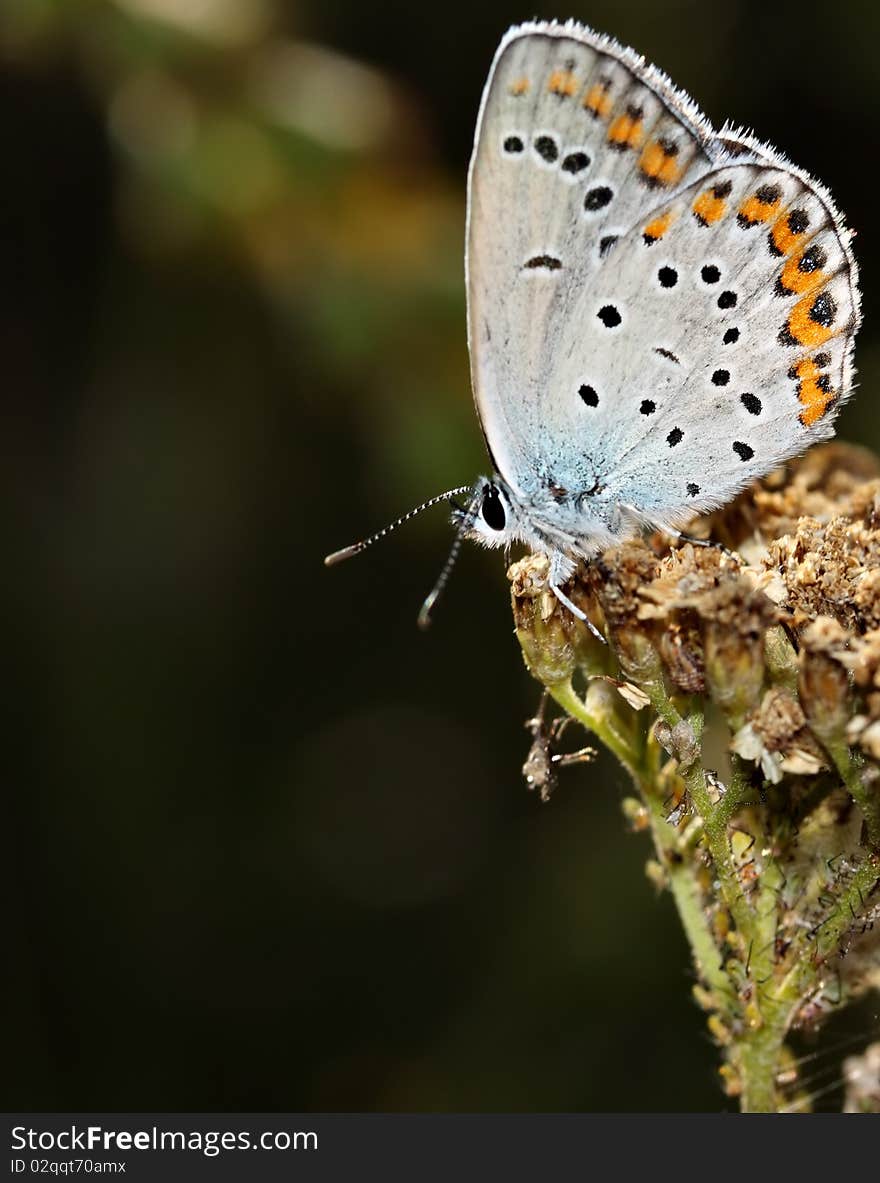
(826, 743, 880, 849)
(738, 1022, 786, 1113)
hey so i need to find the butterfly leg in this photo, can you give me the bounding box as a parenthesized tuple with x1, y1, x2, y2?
(548, 553, 606, 643)
(654, 523, 737, 561)
(618, 504, 736, 561)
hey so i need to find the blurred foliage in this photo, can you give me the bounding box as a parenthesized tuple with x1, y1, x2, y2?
(3, 0, 879, 1111)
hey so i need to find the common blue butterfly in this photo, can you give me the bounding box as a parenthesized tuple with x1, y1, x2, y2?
(326, 20, 860, 634)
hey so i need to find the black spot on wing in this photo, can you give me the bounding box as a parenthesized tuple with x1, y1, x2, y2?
(788, 209, 810, 234)
(524, 255, 562, 271)
(740, 393, 762, 415)
(798, 244, 827, 273)
(810, 291, 837, 327)
(562, 151, 590, 174)
(584, 186, 613, 212)
(534, 135, 559, 163)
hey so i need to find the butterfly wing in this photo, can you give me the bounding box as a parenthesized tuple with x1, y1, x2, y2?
(467, 20, 719, 494)
(552, 158, 860, 526)
(466, 20, 860, 538)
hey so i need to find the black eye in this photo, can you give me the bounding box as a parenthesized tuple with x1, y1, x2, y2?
(481, 485, 506, 531)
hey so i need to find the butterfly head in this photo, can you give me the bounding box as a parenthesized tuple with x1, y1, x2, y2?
(464, 475, 594, 558)
(463, 476, 523, 551)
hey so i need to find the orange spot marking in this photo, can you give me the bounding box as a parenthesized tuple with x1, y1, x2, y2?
(608, 113, 644, 149)
(787, 294, 835, 349)
(780, 250, 825, 296)
(692, 189, 726, 225)
(771, 213, 805, 256)
(643, 211, 674, 241)
(510, 77, 530, 96)
(583, 82, 612, 118)
(658, 155, 682, 186)
(738, 193, 781, 225)
(639, 141, 666, 177)
(792, 358, 821, 382)
(548, 69, 577, 97)
(793, 359, 835, 426)
(799, 394, 833, 426)
(639, 140, 682, 187)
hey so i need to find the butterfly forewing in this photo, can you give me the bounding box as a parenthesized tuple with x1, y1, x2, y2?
(467, 23, 718, 493)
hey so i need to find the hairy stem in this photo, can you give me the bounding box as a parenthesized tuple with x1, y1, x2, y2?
(738, 1022, 787, 1113)
(827, 744, 880, 849)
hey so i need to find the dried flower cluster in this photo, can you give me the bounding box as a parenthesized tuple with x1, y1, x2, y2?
(510, 443, 880, 1112)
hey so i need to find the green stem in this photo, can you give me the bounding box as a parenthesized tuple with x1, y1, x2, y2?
(548, 679, 641, 779)
(778, 852, 880, 1002)
(642, 788, 731, 1004)
(749, 859, 785, 1002)
(826, 743, 880, 849)
(648, 693, 757, 947)
(686, 757, 755, 942)
(545, 669, 879, 1114)
(711, 756, 754, 830)
(738, 1021, 786, 1113)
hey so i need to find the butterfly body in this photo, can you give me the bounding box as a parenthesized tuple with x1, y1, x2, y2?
(468, 472, 621, 555)
(463, 20, 859, 610)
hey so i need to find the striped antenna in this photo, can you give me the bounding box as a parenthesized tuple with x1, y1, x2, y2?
(417, 489, 481, 629)
(324, 485, 474, 567)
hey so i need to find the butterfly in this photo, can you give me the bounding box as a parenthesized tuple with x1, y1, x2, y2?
(326, 19, 860, 634)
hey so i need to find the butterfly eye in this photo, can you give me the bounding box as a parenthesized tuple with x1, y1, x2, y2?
(481, 485, 507, 531)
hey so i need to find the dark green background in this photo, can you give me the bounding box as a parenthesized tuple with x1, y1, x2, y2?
(5, 0, 879, 1111)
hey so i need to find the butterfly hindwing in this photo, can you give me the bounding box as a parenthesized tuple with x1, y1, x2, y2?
(547, 159, 859, 524)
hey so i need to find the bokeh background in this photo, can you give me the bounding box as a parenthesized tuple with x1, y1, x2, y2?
(5, 0, 880, 1112)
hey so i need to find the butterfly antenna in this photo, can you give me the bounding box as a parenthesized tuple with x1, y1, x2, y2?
(324, 485, 474, 567)
(417, 490, 480, 630)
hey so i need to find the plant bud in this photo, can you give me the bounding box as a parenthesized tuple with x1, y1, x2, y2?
(799, 617, 852, 746)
